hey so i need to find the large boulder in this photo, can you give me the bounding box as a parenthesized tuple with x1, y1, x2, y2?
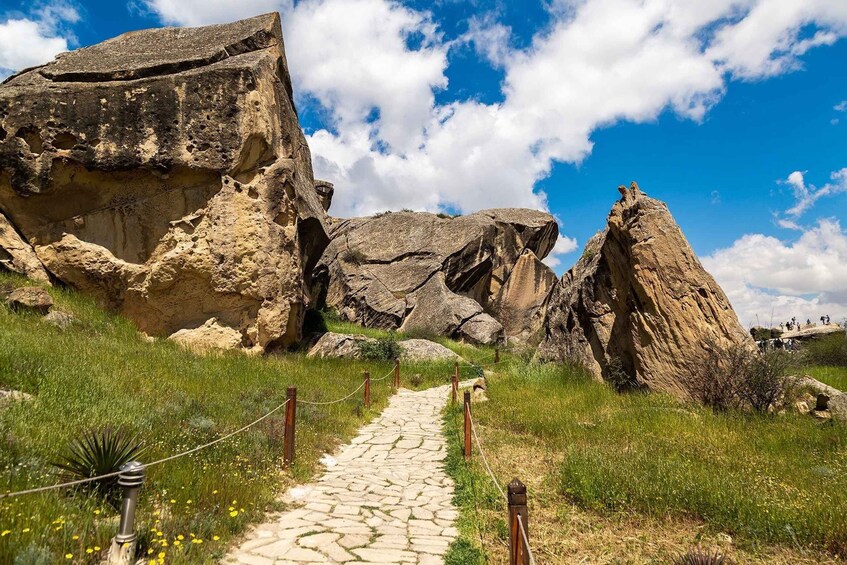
(5, 286, 53, 314)
(0, 14, 329, 350)
(492, 248, 557, 344)
(312, 209, 558, 344)
(538, 183, 753, 398)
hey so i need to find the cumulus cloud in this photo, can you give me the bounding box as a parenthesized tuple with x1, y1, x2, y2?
(704, 219, 847, 327)
(139, 0, 847, 227)
(0, 1, 80, 79)
(543, 234, 579, 269)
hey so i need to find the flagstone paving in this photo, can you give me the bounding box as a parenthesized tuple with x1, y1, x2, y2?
(225, 382, 470, 564)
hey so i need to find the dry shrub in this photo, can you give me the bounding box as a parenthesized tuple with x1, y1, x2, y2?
(683, 339, 794, 413)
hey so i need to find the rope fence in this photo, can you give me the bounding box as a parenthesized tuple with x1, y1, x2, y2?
(459, 382, 539, 565)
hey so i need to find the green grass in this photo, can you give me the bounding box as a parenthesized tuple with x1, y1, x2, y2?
(804, 365, 847, 391)
(0, 274, 476, 564)
(444, 361, 847, 561)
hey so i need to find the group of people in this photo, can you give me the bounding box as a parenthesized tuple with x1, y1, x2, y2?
(779, 315, 830, 332)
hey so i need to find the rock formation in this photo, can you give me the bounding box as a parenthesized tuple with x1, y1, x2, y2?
(0, 14, 329, 351)
(312, 209, 558, 344)
(538, 183, 752, 397)
(307, 332, 462, 362)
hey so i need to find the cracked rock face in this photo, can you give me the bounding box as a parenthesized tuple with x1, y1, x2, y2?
(538, 183, 752, 397)
(312, 209, 558, 344)
(0, 14, 329, 350)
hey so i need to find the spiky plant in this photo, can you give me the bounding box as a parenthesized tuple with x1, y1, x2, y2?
(52, 427, 146, 506)
(674, 548, 733, 565)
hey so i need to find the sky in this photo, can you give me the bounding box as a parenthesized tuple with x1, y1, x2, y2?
(1, 0, 846, 328)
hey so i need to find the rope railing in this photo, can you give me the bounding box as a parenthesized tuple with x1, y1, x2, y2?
(460, 387, 539, 565)
(0, 398, 291, 500)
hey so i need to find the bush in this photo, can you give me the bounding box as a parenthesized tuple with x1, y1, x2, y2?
(358, 335, 402, 361)
(683, 340, 794, 413)
(750, 326, 781, 341)
(803, 333, 847, 366)
(605, 355, 639, 392)
(341, 248, 367, 265)
(674, 548, 732, 565)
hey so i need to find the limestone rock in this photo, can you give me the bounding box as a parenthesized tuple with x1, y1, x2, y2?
(0, 14, 329, 350)
(538, 183, 753, 398)
(794, 375, 847, 420)
(43, 309, 74, 329)
(307, 332, 374, 359)
(492, 248, 557, 344)
(398, 339, 461, 362)
(169, 318, 243, 353)
(0, 389, 34, 407)
(313, 209, 556, 343)
(5, 286, 53, 314)
(0, 212, 50, 283)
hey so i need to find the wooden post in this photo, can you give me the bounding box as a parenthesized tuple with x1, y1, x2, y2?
(364, 371, 371, 409)
(494, 348, 500, 364)
(394, 358, 400, 388)
(284, 387, 297, 467)
(451, 372, 458, 404)
(508, 478, 529, 565)
(463, 390, 471, 460)
(454, 361, 459, 383)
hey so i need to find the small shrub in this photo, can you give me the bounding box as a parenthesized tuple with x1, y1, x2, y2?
(750, 327, 781, 341)
(682, 340, 750, 411)
(605, 355, 639, 392)
(674, 548, 732, 565)
(358, 335, 402, 361)
(740, 349, 795, 412)
(409, 373, 423, 387)
(52, 427, 146, 506)
(341, 248, 367, 265)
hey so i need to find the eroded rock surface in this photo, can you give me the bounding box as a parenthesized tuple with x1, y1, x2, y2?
(538, 183, 752, 398)
(0, 14, 328, 350)
(312, 209, 557, 344)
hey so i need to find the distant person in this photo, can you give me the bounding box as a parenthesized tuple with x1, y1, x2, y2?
(779, 322, 785, 331)
(807, 318, 811, 326)
(826, 315, 831, 325)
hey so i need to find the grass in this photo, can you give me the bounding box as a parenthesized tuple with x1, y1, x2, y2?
(804, 365, 847, 391)
(443, 360, 847, 563)
(0, 273, 481, 564)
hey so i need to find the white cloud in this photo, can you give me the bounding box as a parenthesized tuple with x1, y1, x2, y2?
(835, 100, 847, 112)
(140, 0, 291, 27)
(543, 234, 579, 269)
(782, 168, 847, 218)
(139, 0, 847, 225)
(704, 219, 847, 327)
(0, 2, 80, 79)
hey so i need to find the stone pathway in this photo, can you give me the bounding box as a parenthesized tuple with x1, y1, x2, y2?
(226, 383, 467, 564)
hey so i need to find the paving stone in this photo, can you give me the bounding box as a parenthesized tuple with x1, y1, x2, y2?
(225, 382, 473, 564)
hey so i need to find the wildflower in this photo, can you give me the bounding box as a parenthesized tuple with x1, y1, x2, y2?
(148, 548, 154, 555)
(186, 499, 192, 504)
(229, 510, 238, 517)
(93, 509, 101, 515)
(169, 499, 176, 504)
(177, 535, 184, 540)
(1, 530, 10, 536)
(212, 535, 220, 541)
(212, 490, 218, 494)
(173, 540, 181, 546)
(22, 528, 30, 533)
(72, 535, 79, 540)
(86, 548, 94, 554)
(65, 554, 73, 559)
(94, 546, 101, 551)
(191, 539, 202, 544)
(158, 552, 165, 559)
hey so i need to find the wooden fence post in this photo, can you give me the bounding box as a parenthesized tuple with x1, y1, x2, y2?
(451, 372, 458, 404)
(454, 361, 459, 383)
(364, 371, 371, 409)
(494, 348, 500, 364)
(508, 478, 529, 565)
(394, 358, 400, 388)
(463, 390, 471, 460)
(284, 387, 297, 467)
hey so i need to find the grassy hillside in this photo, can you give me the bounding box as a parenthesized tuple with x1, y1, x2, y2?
(0, 273, 480, 564)
(444, 361, 847, 564)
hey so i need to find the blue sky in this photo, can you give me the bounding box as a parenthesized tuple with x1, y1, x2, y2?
(1, 0, 846, 325)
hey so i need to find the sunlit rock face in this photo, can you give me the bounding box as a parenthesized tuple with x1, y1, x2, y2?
(538, 183, 752, 397)
(0, 13, 329, 350)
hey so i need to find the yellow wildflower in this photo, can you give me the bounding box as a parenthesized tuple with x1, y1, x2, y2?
(65, 554, 72, 559)
(1, 530, 10, 536)
(229, 510, 238, 517)
(212, 535, 220, 541)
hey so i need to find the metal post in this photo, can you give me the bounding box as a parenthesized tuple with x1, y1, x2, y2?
(463, 391, 471, 460)
(284, 387, 297, 467)
(495, 348, 500, 364)
(107, 461, 145, 564)
(508, 478, 529, 565)
(364, 371, 371, 409)
(394, 358, 400, 388)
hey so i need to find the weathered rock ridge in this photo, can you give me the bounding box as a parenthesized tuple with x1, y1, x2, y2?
(0, 14, 329, 350)
(312, 209, 558, 344)
(538, 183, 752, 397)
